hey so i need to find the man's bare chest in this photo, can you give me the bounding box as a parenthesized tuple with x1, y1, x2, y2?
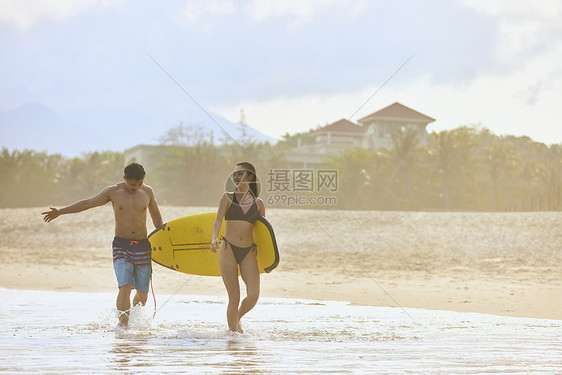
(111, 191, 149, 213)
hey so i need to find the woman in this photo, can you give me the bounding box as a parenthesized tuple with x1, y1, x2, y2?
(211, 161, 265, 333)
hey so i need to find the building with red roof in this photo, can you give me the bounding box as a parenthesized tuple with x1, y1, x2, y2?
(358, 102, 435, 150)
(285, 102, 435, 167)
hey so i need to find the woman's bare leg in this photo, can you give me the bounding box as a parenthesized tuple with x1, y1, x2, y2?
(238, 248, 260, 323)
(219, 242, 242, 333)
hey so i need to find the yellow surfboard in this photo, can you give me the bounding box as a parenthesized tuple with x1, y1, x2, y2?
(148, 212, 279, 276)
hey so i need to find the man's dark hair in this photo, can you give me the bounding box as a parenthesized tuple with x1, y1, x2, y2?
(124, 163, 146, 180)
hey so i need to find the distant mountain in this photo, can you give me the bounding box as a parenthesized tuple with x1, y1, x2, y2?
(0, 102, 88, 155)
(0, 102, 277, 157)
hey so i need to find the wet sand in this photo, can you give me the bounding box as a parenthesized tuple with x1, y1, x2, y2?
(0, 206, 560, 320)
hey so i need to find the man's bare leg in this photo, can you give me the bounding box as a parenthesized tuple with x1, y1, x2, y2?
(133, 291, 148, 307)
(116, 284, 132, 326)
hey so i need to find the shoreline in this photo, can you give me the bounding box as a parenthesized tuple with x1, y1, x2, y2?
(2, 263, 560, 321)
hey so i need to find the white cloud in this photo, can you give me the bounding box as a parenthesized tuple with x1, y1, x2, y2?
(459, 0, 562, 18)
(220, 40, 562, 145)
(440, 0, 562, 144)
(184, 0, 562, 145)
(182, 0, 235, 27)
(245, 0, 352, 27)
(459, 0, 562, 60)
(0, 0, 116, 32)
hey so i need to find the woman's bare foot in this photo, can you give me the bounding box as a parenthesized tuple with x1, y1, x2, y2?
(228, 320, 244, 334)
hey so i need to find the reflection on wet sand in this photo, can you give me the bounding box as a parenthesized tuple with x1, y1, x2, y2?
(110, 332, 151, 371)
(221, 338, 264, 374)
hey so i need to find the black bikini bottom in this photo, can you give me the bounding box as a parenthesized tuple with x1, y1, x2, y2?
(223, 237, 256, 264)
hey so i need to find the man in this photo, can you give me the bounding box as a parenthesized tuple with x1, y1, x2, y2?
(42, 162, 163, 327)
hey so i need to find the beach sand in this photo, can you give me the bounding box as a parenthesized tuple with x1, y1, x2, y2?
(1, 206, 560, 320)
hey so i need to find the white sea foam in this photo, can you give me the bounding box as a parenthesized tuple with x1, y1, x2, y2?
(1, 288, 561, 374)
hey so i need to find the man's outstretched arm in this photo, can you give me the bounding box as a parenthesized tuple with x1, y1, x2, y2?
(42, 187, 112, 223)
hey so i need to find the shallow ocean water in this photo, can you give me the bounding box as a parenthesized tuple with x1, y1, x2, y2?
(1, 288, 560, 374)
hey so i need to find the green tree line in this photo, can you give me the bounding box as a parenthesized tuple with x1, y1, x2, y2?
(328, 126, 562, 211)
(0, 149, 124, 208)
(1, 125, 560, 211)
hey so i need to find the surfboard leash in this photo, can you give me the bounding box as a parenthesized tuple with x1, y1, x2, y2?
(151, 279, 157, 319)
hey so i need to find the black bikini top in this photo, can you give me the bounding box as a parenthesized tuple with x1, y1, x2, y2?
(225, 193, 259, 223)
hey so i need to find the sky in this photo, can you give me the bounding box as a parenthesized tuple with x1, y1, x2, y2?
(1, 0, 561, 146)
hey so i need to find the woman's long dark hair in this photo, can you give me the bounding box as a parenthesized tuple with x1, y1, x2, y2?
(236, 161, 260, 197)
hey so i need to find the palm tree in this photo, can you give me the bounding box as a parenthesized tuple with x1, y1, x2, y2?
(379, 127, 421, 209)
(506, 136, 547, 210)
(477, 133, 518, 211)
(327, 148, 387, 209)
(425, 127, 477, 210)
(542, 144, 562, 210)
